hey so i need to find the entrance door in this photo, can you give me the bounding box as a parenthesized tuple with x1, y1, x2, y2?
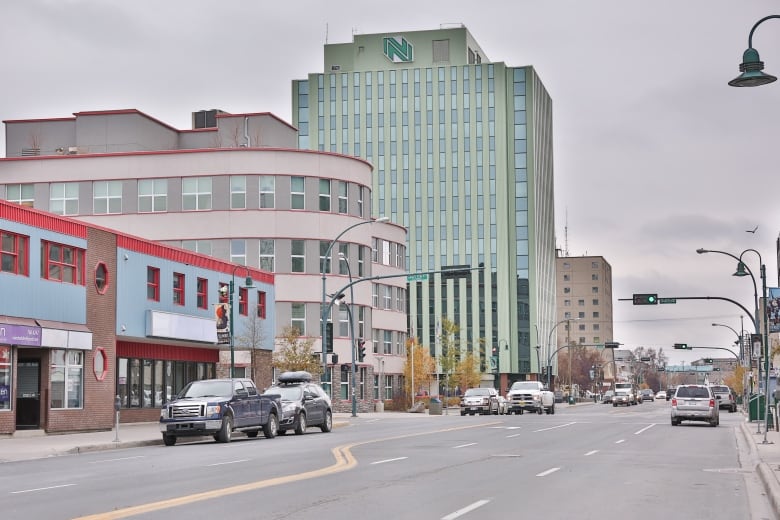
(17, 360, 40, 429)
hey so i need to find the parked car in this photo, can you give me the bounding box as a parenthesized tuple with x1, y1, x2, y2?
(460, 387, 499, 415)
(640, 389, 655, 402)
(709, 385, 737, 413)
(666, 387, 676, 401)
(655, 390, 667, 400)
(602, 390, 614, 404)
(554, 390, 564, 403)
(263, 371, 333, 435)
(671, 384, 719, 426)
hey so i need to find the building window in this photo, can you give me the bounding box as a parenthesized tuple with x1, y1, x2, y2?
(592, 261, 600, 269)
(578, 324, 586, 331)
(259, 176, 275, 208)
(563, 287, 571, 294)
(319, 179, 331, 211)
(383, 330, 392, 354)
(338, 181, 348, 213)
(372, 238, 379, 262)
(384, 375, 392, 399)
(592, 299, 599, 305)
(138, 179, 167, 212)
(147, 267, 160, 301)
(564, 300, 571, 306)
(95, 262, 109, 294)
(358, 188, 364, 218)
(340, 365, 350, 399)
(562, 262, 570, 269)
(383, 285, 392, 310)
(50, 349, 83, 409)
(239, 287, 248, 316)
(593, 311, 600, 318)
(358, 246, 365, 277)
(197, 277, 208, 309)
(181, 239, 211, 256)
(592, 273, 599, 281)
(257, 291, 267, 319)
(291, 302, 306, 335)
(578, 312, 585, 318)
(117, 357, 215, 409)
(291, 240, 305, 273)
(338, 243, 349, 275)
(5, 183, 34, 207)
(218, 282, 229, 303)
(1, 230, 29, 275)
(231, 176, 246, 209)
(592, 287, 599, 294)
(338, 306, 349, 337)
(231, 239, 246, 265)
(372, 283, 379, 307)
(173, 272, 185, 305)
(291, 176, 305, 210)
(320, 241, 331, 274)
(182, 177, 212, 211)
(50, 182, 79, 215)
(93, 180, 122, 214)
(563, 274, 570, 281)
(593, 324, 600, 331)
(578, 299, 585, 306)
(564, 312, 571, 319)
(41, 241, 85, 284)
(0, 346, 11, 410)
(259, 239, 275, 272)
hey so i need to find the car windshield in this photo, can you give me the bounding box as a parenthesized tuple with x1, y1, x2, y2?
(264, 386, 302, 401)
(464, 388, 491, 397)
(676, 386, 710, 398)
(510, 382, 540, 391)
(178, 380, 233, 399)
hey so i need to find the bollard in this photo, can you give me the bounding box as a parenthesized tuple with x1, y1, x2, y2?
(113, 394, 121, 442)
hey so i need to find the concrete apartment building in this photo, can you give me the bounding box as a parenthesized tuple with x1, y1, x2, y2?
(555, 255, 615, 383)
(292, 26, 557, 390)
(0, 108, 407, 413)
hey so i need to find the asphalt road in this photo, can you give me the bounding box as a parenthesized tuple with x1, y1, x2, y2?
(1, 400, 776, 520)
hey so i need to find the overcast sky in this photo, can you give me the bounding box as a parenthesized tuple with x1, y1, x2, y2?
(3, 1, 780, 365)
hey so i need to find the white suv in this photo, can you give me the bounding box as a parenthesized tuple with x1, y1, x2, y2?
(709, 385, 737, 413)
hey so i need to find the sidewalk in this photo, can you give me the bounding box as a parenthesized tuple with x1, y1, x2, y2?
(1, 409, 779, 513)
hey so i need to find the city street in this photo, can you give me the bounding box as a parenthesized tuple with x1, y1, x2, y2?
(1, 401, 776, 520)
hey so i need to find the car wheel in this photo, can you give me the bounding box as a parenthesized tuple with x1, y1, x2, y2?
(460, 411, 466, 416)
(320, 410, 333, 433)
(263, 413, 278, 439)
(216, 415, 233, 443)
(671, 418, 677, 426)
(551, 404, 555, 415)
(162, 434, 176, 446)
(537, 407, 543, 415)
(246, 430, 259, 438)
(278, 429, 287, 435)
(294, 413, 307, 435)
(613, 403, 617, 407)
(710, 418, 718, 427)
(519, 410, 524, 415)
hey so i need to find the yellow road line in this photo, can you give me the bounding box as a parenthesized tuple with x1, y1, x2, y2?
(74, 421, 498, 519)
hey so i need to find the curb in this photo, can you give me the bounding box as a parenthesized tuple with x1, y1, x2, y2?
(740, 420, 780, 514)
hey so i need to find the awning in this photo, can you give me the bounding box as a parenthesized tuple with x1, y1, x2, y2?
(35, 319, 93, 350)
(0, 316, 42, 347)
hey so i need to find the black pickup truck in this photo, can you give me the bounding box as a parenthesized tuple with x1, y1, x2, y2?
(159, 378, 281, 446)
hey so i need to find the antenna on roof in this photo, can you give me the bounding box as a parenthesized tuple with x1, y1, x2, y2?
(564, 208, 570, 257)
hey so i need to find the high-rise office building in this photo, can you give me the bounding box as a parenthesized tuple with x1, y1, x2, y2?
(293, 26, 556, 388)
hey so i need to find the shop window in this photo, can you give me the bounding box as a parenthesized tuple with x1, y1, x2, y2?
(51, 349, 83, 409)
(0, 346, 11, 410)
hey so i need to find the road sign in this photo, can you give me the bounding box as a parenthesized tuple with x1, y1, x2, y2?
(659, 298, 677, 304)
(406, 273, 428, 281)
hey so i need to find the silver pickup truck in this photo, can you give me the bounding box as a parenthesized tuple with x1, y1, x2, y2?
(160, 378, 281, 446)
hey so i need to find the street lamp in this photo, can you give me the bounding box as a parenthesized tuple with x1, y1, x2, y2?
(339, 252, 359, 417)
(219, 266, 254, 378)
(546, 318, 579, 388)
(320, 217, 389, 385)
(728, 15, 780, 87)
(698, 247, 770, 440)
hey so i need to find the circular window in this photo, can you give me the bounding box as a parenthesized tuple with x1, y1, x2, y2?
(93, 347, 108, 381)
(95, 262, 109, 294)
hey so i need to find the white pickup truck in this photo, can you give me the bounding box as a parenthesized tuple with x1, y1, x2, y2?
(506, 381, 556, 415)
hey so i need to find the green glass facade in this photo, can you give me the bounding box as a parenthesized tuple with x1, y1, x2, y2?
(293, 27, 556, 383)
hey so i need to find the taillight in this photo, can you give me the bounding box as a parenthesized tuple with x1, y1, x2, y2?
(671, 398, 677, 406)
(709, 399, 715, 408)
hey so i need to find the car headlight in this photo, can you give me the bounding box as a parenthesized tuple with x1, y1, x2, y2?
(206, 404, 221, 416)
(282, 402, 297, 413)
(160, 407, 168, 419)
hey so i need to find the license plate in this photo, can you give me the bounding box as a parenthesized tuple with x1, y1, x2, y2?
(687, 400, 697, 405)
(518, 401, 526, 406)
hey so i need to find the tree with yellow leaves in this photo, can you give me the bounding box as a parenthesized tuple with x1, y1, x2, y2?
(403, 337, 437, 407)
(272, 326, 323, 375)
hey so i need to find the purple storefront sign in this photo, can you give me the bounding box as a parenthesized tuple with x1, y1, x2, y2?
(0, 323, 42, 347)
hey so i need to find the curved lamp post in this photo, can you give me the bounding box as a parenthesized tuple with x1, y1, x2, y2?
(320, 217, 389, 384)
(339, 252, 359, 417)
(729, 15, 780, 87)
(546, 318, 579, 388)
(698, 247, 770, 441)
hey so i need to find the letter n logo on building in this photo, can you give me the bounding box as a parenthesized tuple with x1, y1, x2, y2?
(383, 36, 414, 63)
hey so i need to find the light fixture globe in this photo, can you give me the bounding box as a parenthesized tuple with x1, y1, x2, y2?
(729, 47, 777, 87)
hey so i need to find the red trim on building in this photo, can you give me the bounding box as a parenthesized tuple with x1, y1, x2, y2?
(0, 200, 88, 239)
(117, 341, 218, 362)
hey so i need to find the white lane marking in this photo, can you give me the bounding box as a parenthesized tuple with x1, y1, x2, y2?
(371, 457, 408, 465)
(505, 426, 522, 430)
(536, 467, 560, 477)
(206, 459, 250, 467)
(89, 456, 145, 464)
(11, 483, 76, 494)
(453, 442, 477, 449)
(506, 433, 522, 438)
(533, 422, 576, 432)
(634, 423, 656, 435)
(584, 450, 599, 456)
(441, 499, 491, 520)
(615, 439, 625, 444)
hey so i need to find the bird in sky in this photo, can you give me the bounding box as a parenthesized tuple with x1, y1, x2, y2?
(746, 226, 758, 233)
